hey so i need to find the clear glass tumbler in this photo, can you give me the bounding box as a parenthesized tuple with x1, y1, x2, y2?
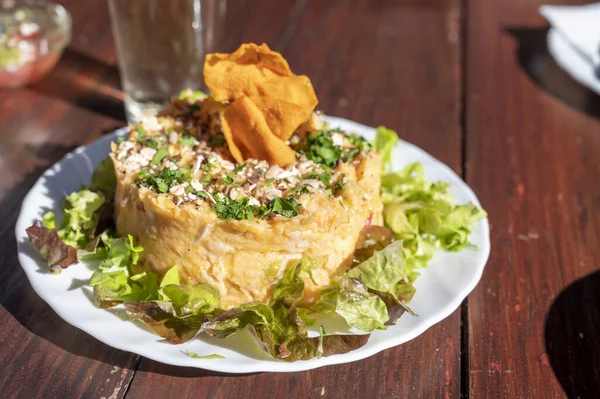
(108, 0, 225, 122)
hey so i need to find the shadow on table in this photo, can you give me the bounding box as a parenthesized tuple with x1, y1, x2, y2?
(28, 48, 126, 122)
(504, 26, 600, 120)
(0, 150, 134, 370)
(136, 359, 261, 378)
(545, 271, 600, 399)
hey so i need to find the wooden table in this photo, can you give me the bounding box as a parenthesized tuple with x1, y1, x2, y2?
(1, 0, 599, 397)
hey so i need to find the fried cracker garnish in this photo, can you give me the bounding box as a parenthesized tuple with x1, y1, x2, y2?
(204, 43, 318, 166)
(221, 96, 296, 165)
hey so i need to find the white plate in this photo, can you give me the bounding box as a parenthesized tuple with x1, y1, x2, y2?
(547, 27, 600, 95)
(15, 116, 490, 373)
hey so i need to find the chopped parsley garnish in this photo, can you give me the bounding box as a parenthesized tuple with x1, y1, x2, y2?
(222, 175, 234, 184)
(299, 129, 370, 167)
(136, 126, 147, 136)
(299, 130, 340, 166)
(318, 173, 331, 185)
(291, 184, 311, 195)
(179, 136, 196, 146)
(186, 186, 195, 193)
(136, 137, 158, 149)
(211, 195, 300, 220)
(233, 163, 246, 173)
(151, 148, 169, 166)
(202, 157, 217, 171)
(270, 197, 300, 218)
(139, 168, 185, 193)
(208, 132, 226, 147)
(200, 174, 212, 183)
(347, 133, 371, 151)
(211, 196, 260, 220)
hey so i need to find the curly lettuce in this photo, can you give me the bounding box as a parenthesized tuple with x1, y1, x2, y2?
(376, 135, 487, 278)
(25, 124, 487, 362)
(25, 221, 78, 271)
(374, 126, 399, 169)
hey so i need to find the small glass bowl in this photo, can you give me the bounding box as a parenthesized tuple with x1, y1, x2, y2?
(0, 0, 71, 88)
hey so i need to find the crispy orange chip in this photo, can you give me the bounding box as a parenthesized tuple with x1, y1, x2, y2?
(250, 97, 312, 141)
(204, 43, 293, 102)
(204, 43, 318, 166)
(221, 96, 296, 166)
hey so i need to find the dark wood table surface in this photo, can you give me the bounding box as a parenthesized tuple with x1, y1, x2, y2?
(1, 0, 599, 397)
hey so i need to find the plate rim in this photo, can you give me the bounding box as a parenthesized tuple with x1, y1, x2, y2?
(15, 116, 490, 373)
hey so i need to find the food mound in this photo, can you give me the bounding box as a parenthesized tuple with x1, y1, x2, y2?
(110, 45, 383, 308)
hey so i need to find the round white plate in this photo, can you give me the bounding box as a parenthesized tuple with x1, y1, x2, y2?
(15, 116, 490, 373)
(547, 27, 600, 95)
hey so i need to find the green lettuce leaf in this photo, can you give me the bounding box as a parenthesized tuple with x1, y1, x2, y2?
(334, 278, 389, 332)
(306, 285, 339, 315)
(184, 351, 225, 359)
(89, 157, 116, 196)
(271, 257, 314, 306)
(160, 265, 180, 287)
(202, 303, 274, 339)
(374, 126, 399, 169)
(124, 302, 206, 344)
(381, 162, 487, 277)
(306, 239, 416, 331)
(202, 259, 370, 361)
(28, 156, 117, 265)
(83, 233, 140, 268)
(56, 189, 106, 248)
(122, 283, 221, 344)
(347, 240, 405, 293)
(84, 233, 147, 306)
(42, 212, 55, 229)
(119, 272, 159, 302)
(89, 269, 129, 307)
(160, 284, 221, 317)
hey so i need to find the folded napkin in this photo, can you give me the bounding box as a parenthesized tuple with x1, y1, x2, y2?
(540, 3, 600, 67)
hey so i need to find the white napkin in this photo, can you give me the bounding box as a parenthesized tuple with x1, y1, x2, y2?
(540, 3, 600, 67)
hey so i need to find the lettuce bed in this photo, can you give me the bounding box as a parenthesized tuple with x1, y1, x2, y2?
(26, 127, 486, 362)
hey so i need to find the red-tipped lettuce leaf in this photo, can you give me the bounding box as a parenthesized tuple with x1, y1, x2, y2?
(26, 221, 78, 270)
(124, 302, 205, 344)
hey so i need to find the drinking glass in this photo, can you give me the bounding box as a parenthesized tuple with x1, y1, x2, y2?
(108, 0, 225, 122)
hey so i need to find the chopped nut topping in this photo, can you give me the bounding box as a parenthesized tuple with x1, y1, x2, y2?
(111, 99, 373, 217)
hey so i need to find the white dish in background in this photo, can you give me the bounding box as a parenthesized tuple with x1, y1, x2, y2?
(15, 116, 490, 373)
(547, 27, 600, 95)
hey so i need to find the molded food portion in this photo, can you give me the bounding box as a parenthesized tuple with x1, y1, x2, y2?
(111, 112, 382, 309)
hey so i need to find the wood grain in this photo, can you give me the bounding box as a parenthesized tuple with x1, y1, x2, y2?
(0, 2, 137, 396)
(0, 90, 134, 399)
(125, 0, 464, 398)
(13, 0, 593, 397)
(465, 0, 600, 397)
